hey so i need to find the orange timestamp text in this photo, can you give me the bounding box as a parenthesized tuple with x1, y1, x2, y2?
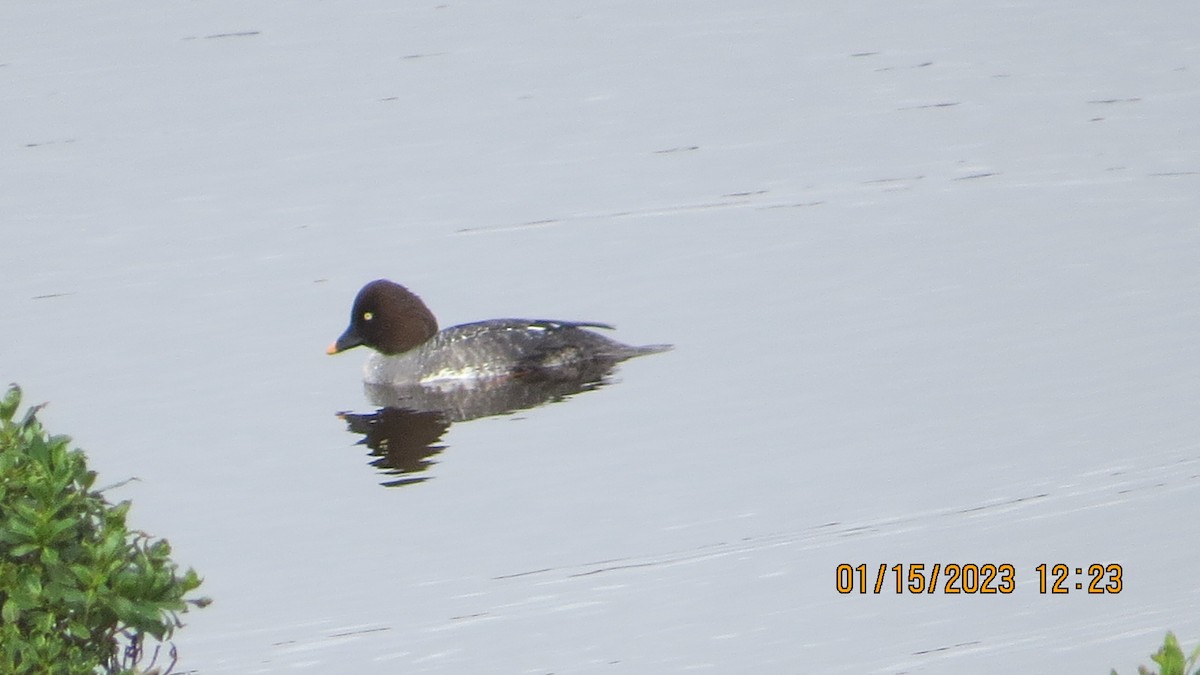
(834, 563, 1123, 594)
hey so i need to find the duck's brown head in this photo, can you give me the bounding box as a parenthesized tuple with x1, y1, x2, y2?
(327, 279, 439, 356)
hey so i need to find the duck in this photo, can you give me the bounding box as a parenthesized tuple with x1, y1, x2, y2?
(327, 279, 671, 386)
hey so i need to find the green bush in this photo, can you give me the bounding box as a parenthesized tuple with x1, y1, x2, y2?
(1114, 632, 1200, 675)
(0, 384, 207, 674)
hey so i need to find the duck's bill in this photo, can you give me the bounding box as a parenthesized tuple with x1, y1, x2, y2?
(327, 328, 364, 355)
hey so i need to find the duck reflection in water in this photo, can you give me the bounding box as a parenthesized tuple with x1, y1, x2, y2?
(329, 279, 671, 487)
(339, 364, 623, 487)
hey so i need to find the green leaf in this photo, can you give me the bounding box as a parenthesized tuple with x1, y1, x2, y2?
(0, 384, 20, 421)
(1152, 633, 1185, 675)
(38, 545, 60, 566)
(9, 543, 39, 557)
(22, 573, 43, 598)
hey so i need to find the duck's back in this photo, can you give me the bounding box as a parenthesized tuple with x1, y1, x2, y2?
(365, 319, 670, 386)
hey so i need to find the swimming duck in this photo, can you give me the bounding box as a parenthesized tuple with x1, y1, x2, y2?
(327, 279, 670, 386)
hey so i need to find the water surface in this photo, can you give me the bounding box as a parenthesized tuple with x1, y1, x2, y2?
(2, 1, 1199, 672)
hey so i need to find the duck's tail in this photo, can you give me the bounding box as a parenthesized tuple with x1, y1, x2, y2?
(629, 343, 673, 356)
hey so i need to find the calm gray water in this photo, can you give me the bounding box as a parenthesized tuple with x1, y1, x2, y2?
(2, 1, 1199, 672)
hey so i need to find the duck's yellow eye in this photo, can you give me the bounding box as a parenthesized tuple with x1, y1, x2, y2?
(362, 311, 374, 321)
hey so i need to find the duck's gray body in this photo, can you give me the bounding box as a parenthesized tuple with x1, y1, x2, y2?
(364, 319, 670, 386)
